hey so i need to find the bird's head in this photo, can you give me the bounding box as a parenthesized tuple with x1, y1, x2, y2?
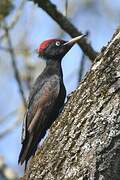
(36, 35, 85, 61)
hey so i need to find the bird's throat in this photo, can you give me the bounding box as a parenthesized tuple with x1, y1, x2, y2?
(45, 59, 63, 79)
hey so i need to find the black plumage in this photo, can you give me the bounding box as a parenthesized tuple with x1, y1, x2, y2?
(18, 35, 85, 168)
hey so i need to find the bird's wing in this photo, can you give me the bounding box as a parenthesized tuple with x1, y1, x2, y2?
(21, 74, 60, 143)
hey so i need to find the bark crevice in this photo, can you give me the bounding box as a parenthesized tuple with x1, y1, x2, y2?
(22, 30, 120, 180)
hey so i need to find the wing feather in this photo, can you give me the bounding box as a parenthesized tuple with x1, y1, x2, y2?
(21, 74, 60, 143)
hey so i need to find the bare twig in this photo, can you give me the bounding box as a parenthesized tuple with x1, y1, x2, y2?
(78, 31, 90, 82)
(0, 0, 26, 41)
(65, 0, 68, 17)
(0, 118, 20, 138)
(3, 22, 27, 108)
(0, 46, 9, 51)
(8, 0, 26, 29)
(0, 110, 17, 124)
(0, 33, 5, 42)
(78, 53, 86, 83)
(31, 0, 98, 61)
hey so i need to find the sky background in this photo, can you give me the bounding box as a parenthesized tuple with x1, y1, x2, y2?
(0, 0, 120, 177)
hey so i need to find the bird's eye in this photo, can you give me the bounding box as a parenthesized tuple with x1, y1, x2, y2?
(55, 41, 61, 46)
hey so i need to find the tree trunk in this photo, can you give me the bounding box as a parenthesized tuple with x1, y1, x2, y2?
(22, 29, 120, 180)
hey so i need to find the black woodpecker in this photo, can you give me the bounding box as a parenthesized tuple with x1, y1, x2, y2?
(18, 35, 85, 169)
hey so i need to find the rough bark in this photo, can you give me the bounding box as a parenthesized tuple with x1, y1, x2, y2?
(22, 29, 120, 180)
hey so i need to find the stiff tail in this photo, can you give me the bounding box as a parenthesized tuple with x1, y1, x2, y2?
(18, 134, 33, 166)
(18, 129, 46, 168)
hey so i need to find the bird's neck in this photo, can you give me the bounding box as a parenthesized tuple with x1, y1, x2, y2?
(45, 59, 63, 79)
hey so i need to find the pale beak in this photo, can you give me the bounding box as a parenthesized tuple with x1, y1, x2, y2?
(63, 34, 86, 46)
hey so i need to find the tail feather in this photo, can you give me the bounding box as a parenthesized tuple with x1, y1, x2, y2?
(18, 129, 47, 168)
(18, 134, 33, 165)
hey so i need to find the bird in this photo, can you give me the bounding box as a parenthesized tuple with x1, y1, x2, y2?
(18, 34, 85, 169)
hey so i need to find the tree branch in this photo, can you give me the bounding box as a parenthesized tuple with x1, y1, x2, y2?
(4, 23, 27, 108)
(0, 109, 17, 123)
(8, 0, 26, 29)
(0, 117, 20, 138)
(78, 51, 85, 82)
(0, 0, 25, 41)
(31, 0, 98, 62)
(78, 31, 90, 82)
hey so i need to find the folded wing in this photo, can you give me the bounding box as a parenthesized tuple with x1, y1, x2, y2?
(18, 75, 60, 165)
